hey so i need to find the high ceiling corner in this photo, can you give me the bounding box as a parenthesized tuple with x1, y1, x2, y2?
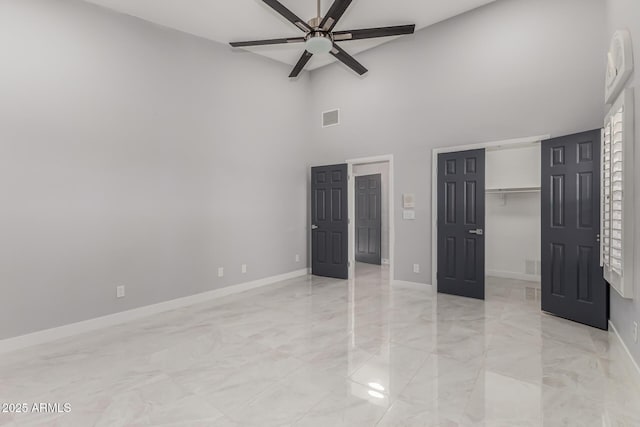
(83, 0, 497, 70)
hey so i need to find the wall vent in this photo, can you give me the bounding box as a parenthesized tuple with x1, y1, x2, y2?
(322, 109, 340, 128)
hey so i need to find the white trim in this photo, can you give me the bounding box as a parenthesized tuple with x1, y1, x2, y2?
(431, 135, 550, 291)
(381, 258, 390, 265)
(486, 270, 541, 283)
(346, 154, 395, 282)
(348, 162, 355, 278)
(609, 320, 640, 382)
(0, 269, 308, 355)
(346, 154, 395, 164)
(433, 134, 550, 155)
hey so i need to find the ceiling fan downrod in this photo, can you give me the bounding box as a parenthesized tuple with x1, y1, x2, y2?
(308, 0, 323, 29)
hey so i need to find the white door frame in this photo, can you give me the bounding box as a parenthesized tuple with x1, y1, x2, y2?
(430, 135, 549, 289)
(347, 154, 395, 281)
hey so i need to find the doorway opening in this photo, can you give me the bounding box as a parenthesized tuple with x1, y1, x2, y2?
(432, 131, 607, 330)
(484, 143, 542, 302)
(431, 135, 549, 300)
(347, 155, 395, 281)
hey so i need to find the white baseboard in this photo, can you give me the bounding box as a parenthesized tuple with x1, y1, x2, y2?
(609, 320, 640, 382)
(381, 259, 390, 265)
(392, 280, 433, 291)
(486, 269, 540, 283)
(0, 269, 308, 355)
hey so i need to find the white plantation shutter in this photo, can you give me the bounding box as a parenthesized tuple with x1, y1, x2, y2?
(601, 121, 611, 267)
(602, 124, 611, 268)
(601, 88, 635, 299)
(610, 107, 624, 274)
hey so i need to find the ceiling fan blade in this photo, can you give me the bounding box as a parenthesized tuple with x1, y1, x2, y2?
(230, 37, 305, 48)
(262, 0, 312, 32)
(333, 24, 416, 41)
(330, 44, 368, 75)
(289, 51, 313, 78)
(320, 0, 353, 32)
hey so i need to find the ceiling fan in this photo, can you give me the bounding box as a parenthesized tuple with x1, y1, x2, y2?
(229, 0, 416, 77)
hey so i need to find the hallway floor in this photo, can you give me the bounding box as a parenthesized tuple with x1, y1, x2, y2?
(1, 264, 639, 426)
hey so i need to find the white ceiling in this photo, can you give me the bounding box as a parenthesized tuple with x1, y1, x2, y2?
(83, 0, 497, 71)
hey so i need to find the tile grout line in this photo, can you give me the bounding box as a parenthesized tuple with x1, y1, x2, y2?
(373, 350, 436, 426)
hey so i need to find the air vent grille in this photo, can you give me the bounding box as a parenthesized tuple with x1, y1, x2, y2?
(322, 109, 340, 128)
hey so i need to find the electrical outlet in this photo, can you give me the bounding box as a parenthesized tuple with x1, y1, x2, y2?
(413, 264, 420, 273)
(295, 254, 300, 263)
(116, 285, 125, 298)
(241, 264, 247, 274)
(634, 321, 638, 344)
(217, 267, 224, 278)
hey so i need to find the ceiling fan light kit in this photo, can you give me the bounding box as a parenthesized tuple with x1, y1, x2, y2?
(305, 32, 333, 55)
(229, 0, 416, 78)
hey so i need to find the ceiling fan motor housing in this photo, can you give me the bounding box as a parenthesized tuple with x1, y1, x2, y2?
(308, 16, 322, 29)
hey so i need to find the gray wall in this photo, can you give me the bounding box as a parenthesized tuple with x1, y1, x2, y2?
(0, 0, 617, 344)
(308, 0, 605, 284)
(0, 0, 311, 340)
(353, 162, 390, 262)
(606, 0, 640, 367)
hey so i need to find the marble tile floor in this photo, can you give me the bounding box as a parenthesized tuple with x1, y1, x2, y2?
(1, 263, 639, 426)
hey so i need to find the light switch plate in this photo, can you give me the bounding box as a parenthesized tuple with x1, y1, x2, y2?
(217, 267, 224, 278)
(403, 210, 416, 220)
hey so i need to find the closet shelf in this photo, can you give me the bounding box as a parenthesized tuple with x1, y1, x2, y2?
(486, 187, 541, 194)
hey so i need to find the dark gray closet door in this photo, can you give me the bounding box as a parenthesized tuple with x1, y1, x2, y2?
(541, 130, 607, 330)
(437, 149, 486, 299)
(355, 174, 382, 265)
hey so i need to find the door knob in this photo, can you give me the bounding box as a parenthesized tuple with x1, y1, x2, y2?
(468, 229, 484, 235)
(311, 224, 319, 230)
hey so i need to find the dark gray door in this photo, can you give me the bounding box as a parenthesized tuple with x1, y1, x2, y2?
(541, 130, 607, 330)
(355, 174, 382, 265)
(311, 164, 349, 279)
(437, 149, 486, 299)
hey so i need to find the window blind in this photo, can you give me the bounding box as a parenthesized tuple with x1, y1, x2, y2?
(601, 88, 634, 299)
